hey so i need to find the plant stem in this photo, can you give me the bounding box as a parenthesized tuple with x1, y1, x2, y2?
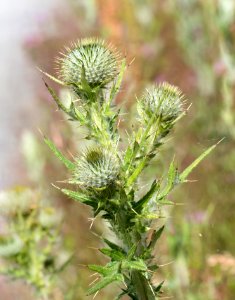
(115, 206, 156, 299)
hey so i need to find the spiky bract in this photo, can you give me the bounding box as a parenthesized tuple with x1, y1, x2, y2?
(139, 82, 184, 122)
(57, 38, 120, 90)
(74, 147, 119, 189)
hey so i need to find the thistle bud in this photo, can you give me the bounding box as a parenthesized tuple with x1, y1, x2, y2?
(57, 38, 120, 92)
(0, 187, 35, 215)
(74, 147, 119, 189)
(0, 236, 23, 257)
(138, 82, 184, 123)
(38, 207, 63, 228)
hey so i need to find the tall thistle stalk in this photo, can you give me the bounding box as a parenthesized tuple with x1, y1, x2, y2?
(43, 38, 218, 299)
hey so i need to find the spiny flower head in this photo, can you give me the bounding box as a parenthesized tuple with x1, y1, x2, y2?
(57, 38, 120, 91)
(74, 147, 120, 189)
(139, 82, 185, 123)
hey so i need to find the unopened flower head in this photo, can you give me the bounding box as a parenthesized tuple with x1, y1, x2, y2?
(0, 187, 36, 215)
(57, 38, 120, 90)
(38, 207, 63, 228)
(0, 235, 23, 257)
(74, 147, 119, 189)
(140, 82, 184, 122)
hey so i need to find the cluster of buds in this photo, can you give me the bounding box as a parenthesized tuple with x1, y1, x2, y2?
(0, 187, 67, 298)
(54, 39, 185, 193)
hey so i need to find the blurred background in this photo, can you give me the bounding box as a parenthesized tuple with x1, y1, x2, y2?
(0, 0, 234, 299)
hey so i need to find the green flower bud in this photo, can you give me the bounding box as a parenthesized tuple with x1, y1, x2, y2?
(139, 82, 184, 123)
(57, 38, 120, 90)
(0, 187, 35, 215)
(0, 236, 23, 257)
(38, 207, 63, 228)
(74, 147, 119, 189)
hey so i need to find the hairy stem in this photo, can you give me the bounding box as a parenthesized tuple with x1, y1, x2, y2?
(115, 207, 156, 299)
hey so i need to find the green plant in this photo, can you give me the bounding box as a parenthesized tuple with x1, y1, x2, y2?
(43, 38, 217, 299)
(0, 186, 70, 300)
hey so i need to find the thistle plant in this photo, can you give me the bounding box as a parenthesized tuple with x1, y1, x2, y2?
(0, 186, 69, 300)
(43, 38, 217, 299)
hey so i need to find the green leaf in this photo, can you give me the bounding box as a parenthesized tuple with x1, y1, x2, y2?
(69, 101, 86, 122)
(167, 157, 179, 185)
(87, 273, 124, 295)
(127, 244, 137, 260)
(148, 226, 165, 250)
(158, 158, 179, 200)
(99, 248, 125, 261)
(61, 189, 95, 205)
(44, 80, 88, 122)
(124, 114, 157, 178)
(180, 140, 222, 182)
(139, 213, 160, 220)
(103, 239, 125, 254)
(154, 280, 164, 294)
(134, 180, 159, 213)
(126, 156, 147, 187)
(88, 261, 120, 276)
(148, 264, 159, 272)
(122, 259, 147, 272)
(89, 264, 113, 276)
(124, 141, 139, 169)
(80, 63, 93, 93)
(44, 136, 75, 170)
(108, 59, 126, 104)
(44, 81, 70, 114)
